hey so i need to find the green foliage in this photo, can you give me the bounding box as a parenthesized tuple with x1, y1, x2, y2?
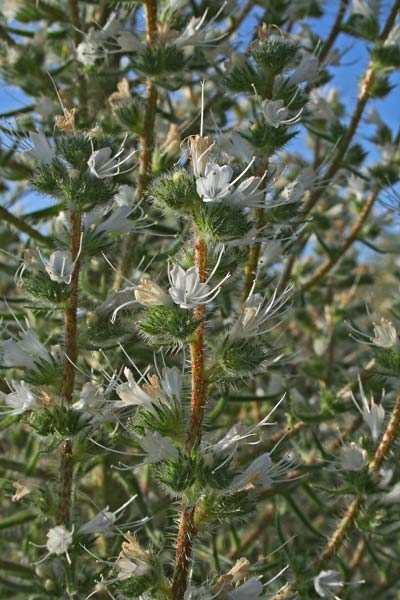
(243, 122, 298, 153)
(156, 450, 237, 497)
(250, 37, 298, 75)
(371, 43, 400, 69)
(29, 406, 87, 437)
(343, 14, 380, 41)
(138, 305, 202, 345)
(216, 339, 267, 376)
(374, 348, 400, 375)
(224, 60, 263, 94)
(130, 400, 185, 443)
(115, 575, 157, 598)
(55, 134, 93, 170)
(131, 45, 186, 83)
(194, 204, 251, 242)
(24, 271, 71, 304)
(114, 100, 145, 135)
(150, 169, 199, 215)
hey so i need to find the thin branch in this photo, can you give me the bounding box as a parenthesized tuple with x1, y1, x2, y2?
(301, 189, 378, 290)
(318, 0, 350, 63)
(57, 210, 81, 526)
(171, 229, 208, 600)
(0, 205, 51, 245)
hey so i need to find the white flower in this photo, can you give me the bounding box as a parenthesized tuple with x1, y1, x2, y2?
(11, 479, 37, 502)
(314, 570, 364, 598)
(262, 99, 303, 128)
(16, 245, 82, 286)
(231, 283, 293, 339)
(350, 0, 376, 18)
(219, 131, 254, 164)
(347, 174, 366, 202)
(115, 31, 145, 53)
(209, 422, 252, 455)
(35, 97, 57, 120)
(382, 481, 400, 504)
(289, 54, 319, 85)
(227, 578, 263, 599)
(314, 570, 342, 598)
(2, 380, 37, 416)
(308, 88, 336, 122)
(22, 131, 55, 165)
(230, 175, 267, 208)
(168, 247, 229, 309)
(95, 205, 140, 234)
(385, 23, 400, 46)
(114, 184, 136, 206)
(279, 180, 306, 204)
(175, 8, 225, 48)
(78, 496, 136, 537)
(196, 163, 233, 202)
(365, 107, 384, 127)
(168, 249, 230, 309)
(116, 532, 152, 580)
(209, 396, 286, 457)
(339, 443, 367, 471)
(232, 451, 296, 491)
(350, 378, 385, 442)
(79, 509, 117, 537)
(71, 382, 115, 423)
(88, 136, 137, 179)
(116, 554, 151, 579)
(44, 250, 76, 284)
(76, 13, 123, 65)
(184, 587, 214, 600)
(371, 318, 397, 348)
(196, 159, 256, 204)
(134, 277, 172, 307)
(115, 368, 154, 408)
(1, 329, 51, 370)
(76, 37, 102, 65)
(138, 429, 179, 464)
(72, 382, 104, 412)
(46, 526, 73, 564)
(158, 366, 182, 403)
(348, 312, 397, 349)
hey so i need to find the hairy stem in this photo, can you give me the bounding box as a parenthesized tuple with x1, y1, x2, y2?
(57, 210, 81, 525)
(172, 230, 208, 600)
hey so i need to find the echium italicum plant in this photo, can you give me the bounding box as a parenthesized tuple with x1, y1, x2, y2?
(2, 0, 400, 599)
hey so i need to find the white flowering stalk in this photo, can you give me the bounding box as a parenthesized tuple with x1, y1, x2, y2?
(87, 135, 137, 178)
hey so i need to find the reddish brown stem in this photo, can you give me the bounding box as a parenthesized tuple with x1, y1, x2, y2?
(57, 210, 81, 525)
(172, 231, 208, 600)
(318, 0, 350, 63)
